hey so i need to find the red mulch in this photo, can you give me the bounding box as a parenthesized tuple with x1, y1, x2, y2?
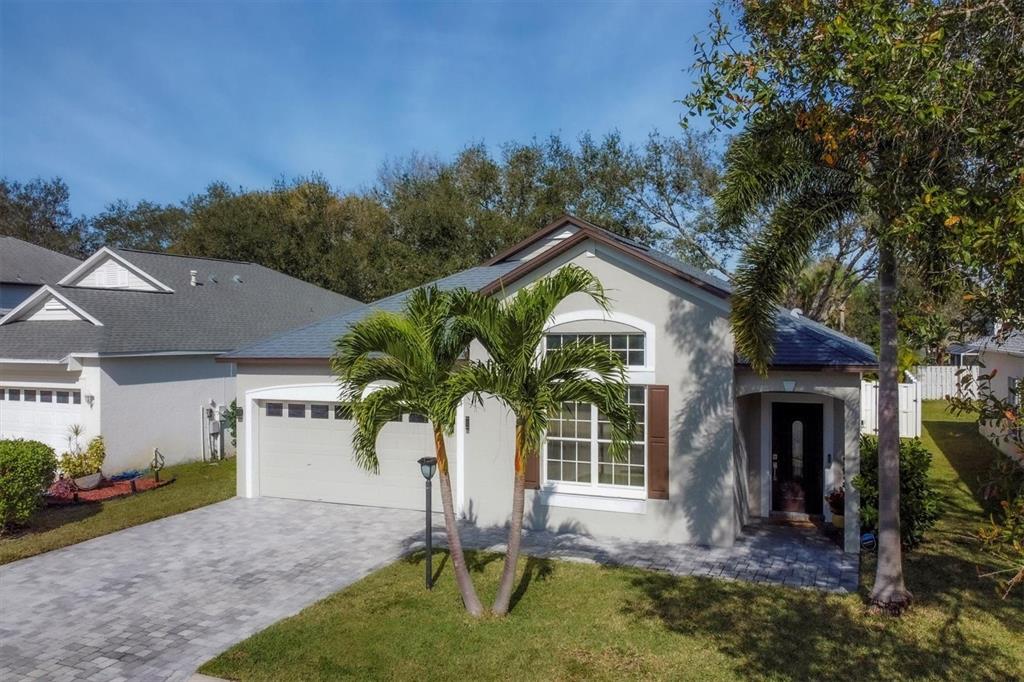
(45, 477, 175, 505)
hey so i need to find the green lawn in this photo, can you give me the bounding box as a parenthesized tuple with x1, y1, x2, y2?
(202, 404, 1023, 681)
(0, 457, 236, 565)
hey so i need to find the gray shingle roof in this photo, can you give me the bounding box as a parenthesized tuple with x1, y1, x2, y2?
(224, 224, 875, 369)
(221, 264, 520, 359)
(0, 236, 80, 285)
(736, 309, 878, 368)
(964, 330, 1024, 357)
(0, 249, 361, 360)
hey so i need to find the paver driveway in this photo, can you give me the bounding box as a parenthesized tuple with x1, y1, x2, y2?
(0, 497, 424, 682)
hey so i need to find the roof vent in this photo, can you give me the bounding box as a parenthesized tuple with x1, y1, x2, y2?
(190, 270, 198, 287)
(232, 274, 243, 284)
(790, 307, 803, 317)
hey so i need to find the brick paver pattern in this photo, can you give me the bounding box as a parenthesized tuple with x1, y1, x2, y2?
(0, 497, 856, 681)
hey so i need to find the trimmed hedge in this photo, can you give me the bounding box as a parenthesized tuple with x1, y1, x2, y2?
(0, 439, 57, 530)
(854, 435, 941, 549)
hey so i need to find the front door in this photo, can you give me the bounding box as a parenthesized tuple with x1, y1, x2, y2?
(771, 402, 824, 515)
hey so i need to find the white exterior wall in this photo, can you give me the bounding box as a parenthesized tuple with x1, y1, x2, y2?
(976, 348, 1024, 462)
(98, 355, 235, 473)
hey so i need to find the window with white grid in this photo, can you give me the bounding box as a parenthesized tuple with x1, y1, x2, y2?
(545, 333, 645, 367)
(545, 386, 646, 491)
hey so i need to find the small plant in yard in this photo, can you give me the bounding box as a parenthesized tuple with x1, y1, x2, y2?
(60, 434, 106, 479)
(854, 435, 941, 549)
(0, 439, 57, 531)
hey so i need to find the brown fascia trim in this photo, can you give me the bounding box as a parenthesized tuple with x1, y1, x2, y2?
(480, 228, 731, 299)
(484, 215, 585, 266)
(735, 363, 879, 373)
(216, 356, 331, 366)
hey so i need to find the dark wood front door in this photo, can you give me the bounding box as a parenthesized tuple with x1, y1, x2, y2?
(771, 402, 824, 515)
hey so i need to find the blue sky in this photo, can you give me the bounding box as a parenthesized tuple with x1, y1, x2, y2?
(1, 1, 716, 216)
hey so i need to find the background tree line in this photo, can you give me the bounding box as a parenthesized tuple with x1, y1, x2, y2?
(0, 128, 969, 357)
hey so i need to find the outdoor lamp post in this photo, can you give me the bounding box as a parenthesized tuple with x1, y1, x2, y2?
(418, 456, 437, 589)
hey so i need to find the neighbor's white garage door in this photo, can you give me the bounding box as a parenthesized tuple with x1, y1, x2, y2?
(0, 387, 83, 453)
(256, 399, 442, 511)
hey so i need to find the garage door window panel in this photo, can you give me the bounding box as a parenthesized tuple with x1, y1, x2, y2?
(288, 403, 306, 418)
(266, 402, 283, 417)
(310, 404, 329, 419)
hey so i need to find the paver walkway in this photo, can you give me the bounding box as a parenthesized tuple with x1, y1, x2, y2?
(1, 498, 857, 682)
(0, 497, 424, 682)
(460, 522, 859, 593)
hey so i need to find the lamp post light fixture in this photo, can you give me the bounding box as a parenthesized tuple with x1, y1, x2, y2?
(417, 456, 437, 590)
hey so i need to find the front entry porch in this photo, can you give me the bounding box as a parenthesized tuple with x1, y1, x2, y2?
(734, 371, 863, 554)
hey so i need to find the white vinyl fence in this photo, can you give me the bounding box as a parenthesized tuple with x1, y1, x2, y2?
(914, 365, 978, 400)
(861, 372, 922, 438)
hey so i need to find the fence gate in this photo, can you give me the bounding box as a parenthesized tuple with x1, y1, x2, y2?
(861, 373, 922, 438)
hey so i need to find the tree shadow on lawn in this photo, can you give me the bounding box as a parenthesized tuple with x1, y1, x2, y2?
(4, 502, 102, 538)
(925, 415, 1001, 516)
(620, 570, 1020, 681)
(401, 548, 554, 613)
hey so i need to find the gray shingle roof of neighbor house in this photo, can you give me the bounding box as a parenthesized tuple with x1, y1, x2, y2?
(224, 215, 878, 369)
(964, 330, 1024, 357)
(0, 236, 81, 285)
(0, 247, 362, 360)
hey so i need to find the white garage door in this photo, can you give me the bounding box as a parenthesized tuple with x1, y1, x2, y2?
(0, 386, 83, 453)
(257, 399, 442, 511)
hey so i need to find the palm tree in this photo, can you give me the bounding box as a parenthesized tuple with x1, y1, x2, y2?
(332, 286, 484, 617)
(450, 265, 637, 615)
(719, 113, 911, 611)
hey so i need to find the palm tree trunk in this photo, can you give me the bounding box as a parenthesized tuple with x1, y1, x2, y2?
(869, 242, 912, 614)
(492, 422, 527, 616)
(434, 428, 484, 617)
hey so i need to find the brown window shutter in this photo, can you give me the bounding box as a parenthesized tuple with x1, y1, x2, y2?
(647, 385, 670, 500)
(525, 452, 540, 489)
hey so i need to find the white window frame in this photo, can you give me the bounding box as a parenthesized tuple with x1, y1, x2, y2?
(542, 385, 649, 501)
(539, 311, 655, 502)
(544, 310, 656, 385)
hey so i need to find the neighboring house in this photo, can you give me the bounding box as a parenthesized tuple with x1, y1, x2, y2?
(0, 236, 81, 313)
(0, 244, 361, 472)
(222, 216, 877, 553)
(961, 327, 1023, 461)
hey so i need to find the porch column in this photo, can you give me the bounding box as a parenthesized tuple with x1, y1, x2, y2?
(842, 391, 861, 554)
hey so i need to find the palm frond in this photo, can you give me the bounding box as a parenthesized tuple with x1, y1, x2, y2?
(350, 384, 405, 474)
(536, 340, 628, 387)
(551, 380, 636, 462)
(732, 187, 860, 373)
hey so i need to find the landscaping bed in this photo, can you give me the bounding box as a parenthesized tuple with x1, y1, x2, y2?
(44, 475, 175, 504)
(0, 458, 236, 565)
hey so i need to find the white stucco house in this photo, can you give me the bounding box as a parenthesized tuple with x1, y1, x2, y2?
(0, 242, 360, 472)
(221, 216, 877, 553)
(960, 327, 1023, 462)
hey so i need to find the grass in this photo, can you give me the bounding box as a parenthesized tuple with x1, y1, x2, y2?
(0, 457, 235, 565)
(202, 403, 1023, 681)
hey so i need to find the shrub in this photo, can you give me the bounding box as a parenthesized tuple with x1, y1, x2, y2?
(60, 435, 106, 479)
(0, 439, 58, 530)
(854, 435, 941, 549)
